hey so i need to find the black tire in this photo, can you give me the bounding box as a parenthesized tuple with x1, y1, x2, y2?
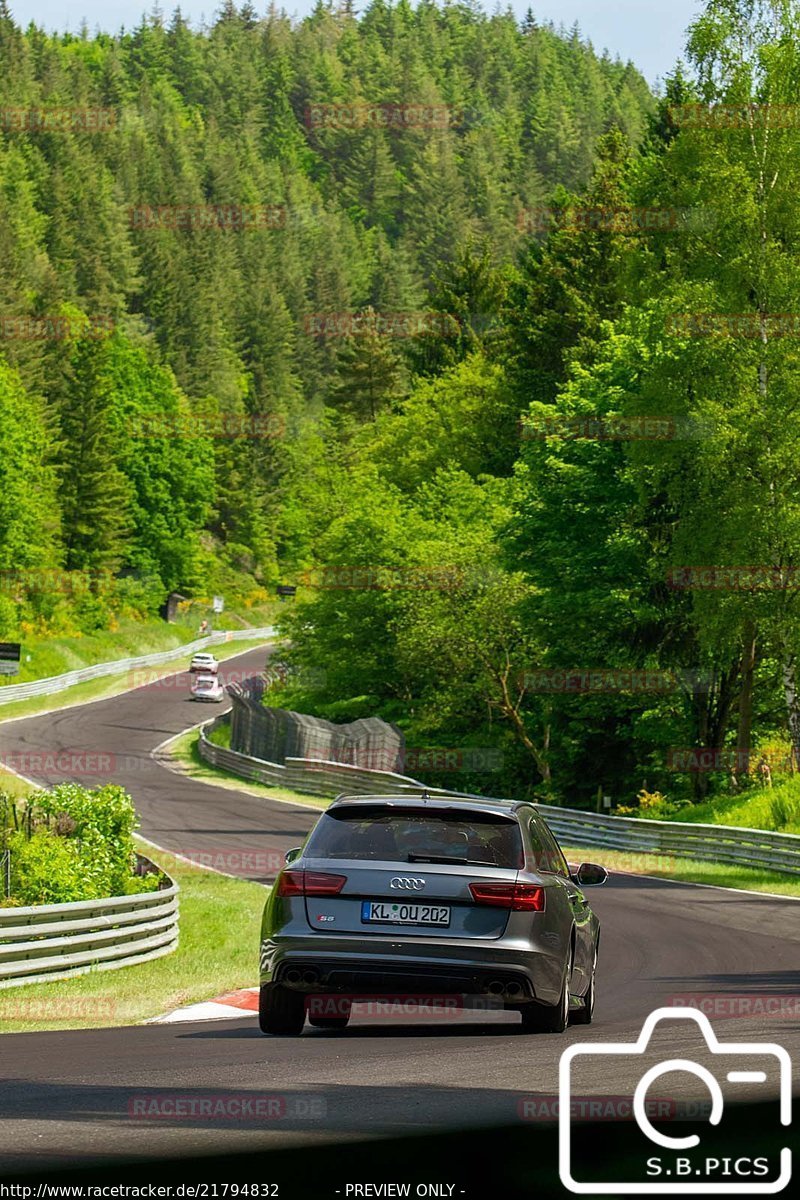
(258, 983, 306, 1036)
(519, 967, 571, 1034)
(570, 944, 597, 1026)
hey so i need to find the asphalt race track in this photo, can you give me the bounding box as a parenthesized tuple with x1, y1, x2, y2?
(0, 643, 798, 1176)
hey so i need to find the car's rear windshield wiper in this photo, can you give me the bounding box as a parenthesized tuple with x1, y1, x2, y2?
(407, 852, 495, 865)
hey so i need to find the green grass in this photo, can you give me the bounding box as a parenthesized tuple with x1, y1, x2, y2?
(0, 636, 275, 725)
(208, 719, 231, 748)
(645, 778, 800, 837)
(0, 596, 277, 691)
(4, 616, 201, 685)
(562, 844, 800, 898)
(0, 761, 35, 799)
(165, 727, 330, 811)
(0, 840, 268, 1033)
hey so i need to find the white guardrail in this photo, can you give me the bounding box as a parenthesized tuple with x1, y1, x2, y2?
(198, 713, 800, 878)
(0, 626, 276, 705)
(0, 856, 178, 989)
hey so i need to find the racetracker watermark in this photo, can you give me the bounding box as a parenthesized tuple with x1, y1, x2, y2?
(404, 747, 503, 773)
(519, 669, 711, 694)
(0, 567, 115, 595)
(669, 103, 800, 130)
(303, 312, 452, 337)
(128, 204, 287, 231)
(128, 666, 247, 691)
(665, 748, 782, 773)
(129, 413, 285, 439)
(519, 1095, 682, 1122)
(0, 998, 117, 1023)
(298, 565, 463, 590)
(305, 747, 503, 773)
(562, 851, 679, 875)
(0, 106, 116, 132)
(305, 995, 503, 1022)
(262, 664, 328, 691)
(517, 207, 686, 234)
(304, 103, 467, 130)
(668, 995, 800, 1021)
(0, 751, 114, 778)
(519, 415, 692, 441)
(0, 315, 114, 340)
(127, 1093, 326, 1121)
(667, 566, 800, 591)
(667, 313, 800, 337)
(154, 847, 287, 876)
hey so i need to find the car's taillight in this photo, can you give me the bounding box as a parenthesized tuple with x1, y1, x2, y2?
(469, 882, 546, 911)
(275, 869, 347, 897)
(275, 869, 305, 897)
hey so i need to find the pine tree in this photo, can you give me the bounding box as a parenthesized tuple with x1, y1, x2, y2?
(58, 339, 134, 573)
(329, 307, 405, 422)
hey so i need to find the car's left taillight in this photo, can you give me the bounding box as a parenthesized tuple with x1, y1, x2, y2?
(275, 869, 347, 897)
(468, 882, 546, 911)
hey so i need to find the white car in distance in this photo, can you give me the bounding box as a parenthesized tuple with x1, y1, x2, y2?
(191, 673, 225, 702)
(189, 652, 219, 675)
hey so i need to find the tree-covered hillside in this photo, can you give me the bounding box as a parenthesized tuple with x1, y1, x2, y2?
(0, 0, 652, 643)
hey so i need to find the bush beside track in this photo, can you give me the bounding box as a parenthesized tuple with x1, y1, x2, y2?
(0, 841, 266, 1032)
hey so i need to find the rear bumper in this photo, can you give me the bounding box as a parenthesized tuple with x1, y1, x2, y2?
(260, 935, 563, 1003)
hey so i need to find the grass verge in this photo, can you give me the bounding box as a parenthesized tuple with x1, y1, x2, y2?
(0, 840, 267, 1033)
(562, 844, 800, 899)
(645, 778, 800, 837)
(0, 636, 275, 725)
(165, 726, 331, 811)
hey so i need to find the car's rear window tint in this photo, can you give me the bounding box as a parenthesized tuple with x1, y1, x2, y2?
(303, 808, 523, 867)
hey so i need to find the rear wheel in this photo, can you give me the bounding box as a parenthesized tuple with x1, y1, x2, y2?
(259, 984, 306, 1036)
(519, 966, 571, 1034)
(570, 944, 597, 1026)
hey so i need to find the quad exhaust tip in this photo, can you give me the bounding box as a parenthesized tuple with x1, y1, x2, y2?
(285, 968, 320, 985)
(487, 979, 523, 998)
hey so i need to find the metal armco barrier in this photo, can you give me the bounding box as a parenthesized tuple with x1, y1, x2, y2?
(534, 804, 800, 877)
(0, 626, 276, 705)
(199, 708, 800, 878)
(0, 856, 178, 989)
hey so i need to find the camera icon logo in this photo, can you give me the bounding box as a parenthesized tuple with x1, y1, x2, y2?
(559, 1006, 792, 1194)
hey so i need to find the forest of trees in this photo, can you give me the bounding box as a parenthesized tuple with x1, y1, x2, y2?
(4, 0, 800, 809)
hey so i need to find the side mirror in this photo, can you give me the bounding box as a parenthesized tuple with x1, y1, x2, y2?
(284, 846, 302, 865)
(574, 862, 608, 887)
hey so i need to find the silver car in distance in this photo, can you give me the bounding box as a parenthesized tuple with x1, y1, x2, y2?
(258, 794, 607, 1035)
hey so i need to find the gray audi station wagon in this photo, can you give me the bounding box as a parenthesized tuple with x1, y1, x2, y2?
(259, 793, 607, 1035)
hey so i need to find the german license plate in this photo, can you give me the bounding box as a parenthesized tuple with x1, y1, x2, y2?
(361, 900, 450, 926)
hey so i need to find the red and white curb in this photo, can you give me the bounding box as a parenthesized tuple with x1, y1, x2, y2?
(150, 986, 259, 1024)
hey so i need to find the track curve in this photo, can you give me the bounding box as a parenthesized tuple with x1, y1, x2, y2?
(0, 643, 798, 1173)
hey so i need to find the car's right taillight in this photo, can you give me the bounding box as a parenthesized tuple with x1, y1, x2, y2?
(275, 869, 347, 897)
(469, 882, 546, 911)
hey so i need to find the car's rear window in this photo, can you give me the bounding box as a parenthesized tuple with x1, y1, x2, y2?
(303, 807, 523, 868)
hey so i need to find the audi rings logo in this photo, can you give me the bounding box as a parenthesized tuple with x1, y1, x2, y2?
(390, 877, 426, 891)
